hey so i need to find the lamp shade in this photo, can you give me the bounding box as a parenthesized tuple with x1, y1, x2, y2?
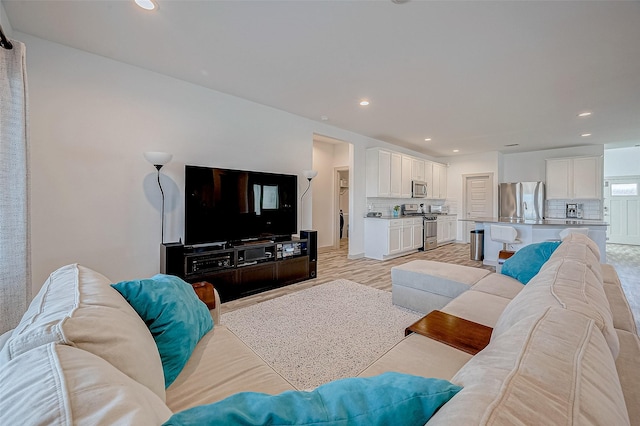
(144, 151, 173, 167)
(303, 170, 318, 180)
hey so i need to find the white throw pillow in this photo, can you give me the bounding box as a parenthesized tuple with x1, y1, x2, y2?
(0, 264, 166, 400)
(0, 343, 173, 425)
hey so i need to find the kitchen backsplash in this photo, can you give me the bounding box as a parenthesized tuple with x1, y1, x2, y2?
(366, 198, 456, 216)
(545, 199, 602, 220)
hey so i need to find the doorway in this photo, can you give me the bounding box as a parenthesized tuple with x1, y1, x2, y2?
(334, 167, 349, 249)
(462, 173, 494, 243)
(311, 134, 352, 254)
(604, 176, 640, 246)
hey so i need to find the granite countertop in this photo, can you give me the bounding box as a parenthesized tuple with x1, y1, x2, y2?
(364, 213, 458, 220)
(460, 217, 608, 226)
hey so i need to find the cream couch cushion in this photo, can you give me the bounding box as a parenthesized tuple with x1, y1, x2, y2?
(603, 283, 638, 334)
(601, 263, 622, 286)
(615, 329, 640, 426)
(0, 343, 172, 425)
(556, 232, 601, 260)
(166, 325, 296, 412)
(0, 264, 165, 400)
(469, 273, 523, 300)
(600, 263, 638, 334)
(549, 234, 603, 282)
(427, 308, 630, 425)
(357, 333, 472, 381)
(441, 290, 511, 328)
(492, 257, 619, 359)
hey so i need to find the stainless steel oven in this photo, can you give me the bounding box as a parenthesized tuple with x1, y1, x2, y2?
(423, 216, 438, 251)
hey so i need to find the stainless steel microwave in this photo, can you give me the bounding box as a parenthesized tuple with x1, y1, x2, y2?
(412, 181, 427, 198)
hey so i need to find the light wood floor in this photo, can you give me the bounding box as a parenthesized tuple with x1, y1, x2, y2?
(221, 240, 492, 315)
(221, 239, 640, 334)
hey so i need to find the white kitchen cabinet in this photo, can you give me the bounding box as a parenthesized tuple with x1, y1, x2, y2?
(436, 220, 445, 244)
(546, 158, 571, 199)
(411, 217, 424, 249)
(366, 149, 390, 197)
(366, 148, 411, 198)
(364, 217, 422, 260)
(366, 149, 428, 199)
(431, 162, 448, 199)
(401, 155, 413, 198)
(390, 152, 402, 198)
(573, 156, 602, 199)
(436, 215, 457, 245)
(546, 156, 602, 200)
(388, 220, 402, 255)
(411, 158, 425, 181)
(424, 161, 434, 197)
(401, 218, 413, 251)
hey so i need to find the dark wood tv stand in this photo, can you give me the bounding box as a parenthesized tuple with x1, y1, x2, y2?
(161, 236, 316, 302)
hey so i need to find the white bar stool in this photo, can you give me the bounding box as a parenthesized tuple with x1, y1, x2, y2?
(490, 225, 521, 273)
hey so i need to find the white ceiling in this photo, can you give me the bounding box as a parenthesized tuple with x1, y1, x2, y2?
(3, 0, 640, 157)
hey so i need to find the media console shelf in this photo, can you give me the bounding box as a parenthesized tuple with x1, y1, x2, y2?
(161, 232, 317, 302)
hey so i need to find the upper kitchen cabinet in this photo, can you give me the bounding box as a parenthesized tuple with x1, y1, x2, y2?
(545, 156, 602, 200)
(366, 147, 448, 199)
(366, 148, 389, 197)
(401, 155, 413, 198)
(366, 148, 412, 198)
(423, 161, 433, 192)
(431, 162, 448, 199)
(411, 158, 425, 181)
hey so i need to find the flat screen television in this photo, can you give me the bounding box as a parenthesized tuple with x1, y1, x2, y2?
(184, 165, 297, 246)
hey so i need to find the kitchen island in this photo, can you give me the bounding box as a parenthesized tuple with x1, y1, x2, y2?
(462, 217, 609, 264)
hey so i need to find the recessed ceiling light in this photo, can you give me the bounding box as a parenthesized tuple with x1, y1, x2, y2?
(424, 138, 432, 142)
(581, 133, 592, 137)
(135, 0, 157, 11)
(321, 115, 329, 121)
(359, 100, 370, 106)
(453, 149, 459, 153)
(577, 111, 592, 117)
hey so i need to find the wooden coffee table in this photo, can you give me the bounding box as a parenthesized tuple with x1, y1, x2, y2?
(405, 310, 492, 355)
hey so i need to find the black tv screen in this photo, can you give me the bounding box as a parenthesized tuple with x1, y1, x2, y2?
(185, 165, 297, 245)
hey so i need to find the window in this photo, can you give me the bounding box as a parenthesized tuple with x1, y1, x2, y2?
(611, 183, 638, 196)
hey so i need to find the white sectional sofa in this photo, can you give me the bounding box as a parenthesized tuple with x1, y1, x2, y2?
(0, 233, 638, 425)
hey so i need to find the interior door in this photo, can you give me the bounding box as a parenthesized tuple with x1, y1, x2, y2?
(605, 177, 640, 245)
(464, 174, 494, 243)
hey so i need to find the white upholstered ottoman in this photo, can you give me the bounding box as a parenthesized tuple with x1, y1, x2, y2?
(391, 260, 492, 314)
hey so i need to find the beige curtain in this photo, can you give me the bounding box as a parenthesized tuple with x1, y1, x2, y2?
(0, 39, 30, 334)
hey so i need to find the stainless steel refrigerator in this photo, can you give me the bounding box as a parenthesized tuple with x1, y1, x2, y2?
(499, 182, 545, 220)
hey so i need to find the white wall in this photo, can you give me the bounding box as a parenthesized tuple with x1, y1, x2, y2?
(440, 151, 501, 241)
(502, 145, 604, 182)
(20, 32, 428, 292)
(604, 146, 640, 177)
(0, 3, 12, 35)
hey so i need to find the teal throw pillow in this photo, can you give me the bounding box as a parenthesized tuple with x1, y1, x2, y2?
(111, 274, 213, 387)
(502, 241, 562, 284)
(163, 372, 462, 426)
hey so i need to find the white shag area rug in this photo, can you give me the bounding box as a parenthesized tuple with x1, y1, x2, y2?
(221, 279, 422, 389)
